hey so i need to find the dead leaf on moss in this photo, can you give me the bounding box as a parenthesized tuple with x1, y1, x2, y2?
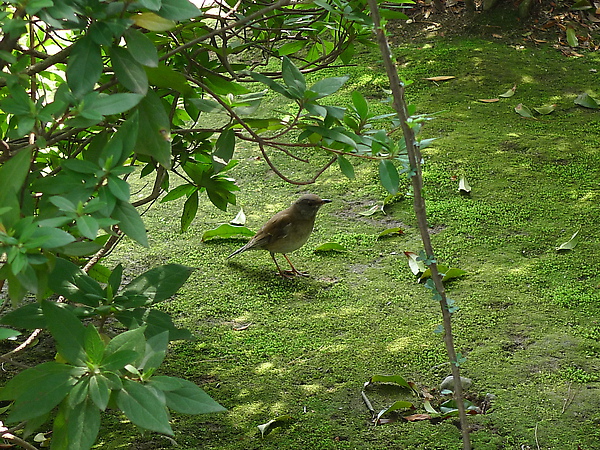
(478, 98, 500, 103)
(423, 76, 456, 81)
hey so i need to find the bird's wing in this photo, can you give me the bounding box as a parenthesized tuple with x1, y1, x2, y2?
(255, 212, 293, 243)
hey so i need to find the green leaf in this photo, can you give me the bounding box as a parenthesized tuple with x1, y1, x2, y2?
(213, 128, 236, 173)
(379, 160, 400, 195)
(498, 85, 516, 98)
(94, 93, 145, 116)
(100, 349, 139, 372)
(88, 374, 111, 411)
(514, 103, 534, 118)
(249, 72, 293, 99)
(533, 104, 557, 115)
(0, 327, 21, 340)
(110, 46, 148, 95)
(123, 264, 195, 304)
(161, 184, 197, 203)
(442, 268, 469, 282)
(358, 204, 385, 216)
(115, 308, 192, 340)
(313, 242, 347, 252)
(258, 415, 295, 437)
(67, 35, 102, 98)
(277, 40, 305, 56)
(377, 227, 404, 239)
(138, 0, 161, 10)
(376, 400, 415, 423)
(133, 12, 176, 31)
(124, 29, 158, 68)
(42, 300, 87, 365)
(104, 327, 146, 361)
(54, 398, 100, 450)
(108, 175, 130, 202)
(337, 155, 355, 179)
(0, 362, 79, 423)
(150, 376, 226, 414)
(112, 200, 149, 247)
(48, 258, 105, 306)
(181, 190, 199, 233)
(0, 148, 32, 227)
(135, 91, 171, 169)
(139, 331, 169, 371)
(201, 223, 254, 242)
(281, 56, 306, 98)
(556, 229, 579, 251)
(307, 75, 349, 99)
(574, 93, 599, 109)
(566, 27, 578, 47)
(367, 374, 414, 390)
(351, 91, 369, 118)
(30, 226, 75, 249)
(158, 0, 201, 21)
(76, 215, 99, 240)
(84, 325, 105, 365)
(0, 303, 45, 329)
(116, 379, 173, 435)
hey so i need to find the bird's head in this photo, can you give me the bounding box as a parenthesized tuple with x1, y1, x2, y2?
(293, 194, 331, 217)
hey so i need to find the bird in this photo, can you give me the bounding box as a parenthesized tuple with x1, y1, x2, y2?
(227, 194, 331, 277)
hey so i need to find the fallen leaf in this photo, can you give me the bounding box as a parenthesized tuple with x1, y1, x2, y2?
(233, 323, 252, 331)
(574, 92, 599, 108)
(566, 27, 579, 47)
(556, 230, 579, 251)
(423, 76, 456, 81)
(404, 414, 432, 422)
(515, 103, 535, 118)
(458, 177, 471, 193)
(230, 207, 246, 226)
(404, 251, 426, 276)
(377, 227, 404, 239)
(478, 98, 500, 103)
(257, 416, 295, 437)
(492, 33, 503, 38)
(314, 242, 347, 252)
(499, 85, 517, 97)
(358, 204, 385, 216)
(202, 224, 255, 241)
(533, 104, 557, 114)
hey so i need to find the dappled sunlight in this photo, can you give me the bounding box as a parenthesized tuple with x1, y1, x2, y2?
(254, 361, 284, 375)
(386, 336, 412, 353)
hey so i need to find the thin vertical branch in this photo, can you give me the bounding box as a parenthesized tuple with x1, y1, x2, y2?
(365, 2, 472, 449)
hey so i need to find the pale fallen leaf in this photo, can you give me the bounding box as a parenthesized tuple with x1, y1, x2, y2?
(556, 230, 580, 251)
(233, 323, 252, 331)
(403, 251, 426, 276)
(404, 414, 432, 422)
(478, 98, 500, 103)
(230, 207, 246, 226)
(423, 76, 456, 81)
(458, 177, 471, 193)
(533, 104, 557, 115)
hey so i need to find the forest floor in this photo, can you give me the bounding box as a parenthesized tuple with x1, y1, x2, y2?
(96, 6, 600, 450)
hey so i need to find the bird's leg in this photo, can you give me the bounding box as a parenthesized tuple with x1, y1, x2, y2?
(282, 254, 309, 277)
(270, 253, 295, 278)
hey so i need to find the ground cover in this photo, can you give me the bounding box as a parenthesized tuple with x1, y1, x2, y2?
(95, 24, 600, 450)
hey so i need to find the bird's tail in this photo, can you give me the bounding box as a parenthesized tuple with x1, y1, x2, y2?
(227, 244, 248, 259)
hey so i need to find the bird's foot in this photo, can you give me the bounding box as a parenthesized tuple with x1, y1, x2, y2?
(279, 269, 309, 278)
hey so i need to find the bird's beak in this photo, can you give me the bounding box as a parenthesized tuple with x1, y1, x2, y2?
(321, 199, 332, 204)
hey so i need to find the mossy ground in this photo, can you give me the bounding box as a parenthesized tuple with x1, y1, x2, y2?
(96, 23, 600, 450)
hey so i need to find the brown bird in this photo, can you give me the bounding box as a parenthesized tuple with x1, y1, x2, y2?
(227, 194, 331, 277)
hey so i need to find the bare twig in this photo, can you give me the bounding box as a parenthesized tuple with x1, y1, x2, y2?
(1, 432, 39, 450)
(366, 2, 471, 449)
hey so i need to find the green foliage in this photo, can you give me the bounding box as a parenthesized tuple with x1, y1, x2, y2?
(0, 0, 424, 447)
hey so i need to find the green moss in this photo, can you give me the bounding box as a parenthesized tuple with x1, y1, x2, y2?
(96, 33, 600, 450)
